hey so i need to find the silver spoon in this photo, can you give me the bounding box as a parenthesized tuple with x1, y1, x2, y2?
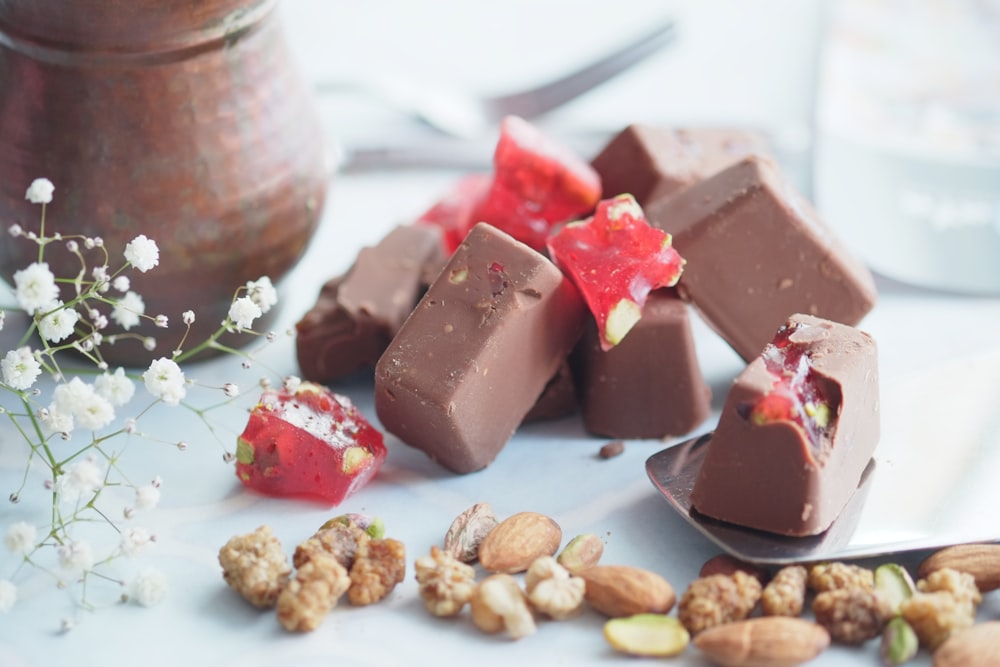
(315, 19, 676, 139)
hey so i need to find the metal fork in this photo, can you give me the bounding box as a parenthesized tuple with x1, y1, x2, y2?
(315, 19, 676, 139)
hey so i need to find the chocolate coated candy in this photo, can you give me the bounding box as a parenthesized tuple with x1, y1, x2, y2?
(573, 289, 711, 439)
(374, 223, 586, 474)
(295, 224, 444, 383)
(591, 125, 764, 206)
(646, 155, 877, 362)
(689, 313, 879, 537)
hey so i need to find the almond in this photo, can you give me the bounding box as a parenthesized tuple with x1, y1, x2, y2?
(934, 621, 1000, 667)
(919, 543, 1000, 593)
(477, 511, 561, 574)
(693, 617, 830, 667)
(580, 564, 675, 617)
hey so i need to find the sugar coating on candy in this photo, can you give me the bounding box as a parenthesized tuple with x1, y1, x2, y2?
(690, 313, 879, 537)
(547, 194, 685, 350)
(235, 381, 387, 505)
(470, 115, 602, 252)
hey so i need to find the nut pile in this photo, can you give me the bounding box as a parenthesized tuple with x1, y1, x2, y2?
(218, 514, 405, 632)
(219, 510, 1000, 665)
(414, 505, 1000, 666)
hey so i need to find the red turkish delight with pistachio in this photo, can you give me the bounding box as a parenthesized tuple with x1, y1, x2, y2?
(690, 314, 879, 536)
(546, 193, 685, 350)
(235, 381, 387, 505)
(469, 115, 602, 252)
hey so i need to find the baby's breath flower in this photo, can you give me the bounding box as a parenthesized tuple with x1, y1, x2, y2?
(154, 314, 168, 328)
(37, 300, 80, 343)
(123, 234, 159, 272)
(112, 290, 145, 330)
(8, 223, 23, 237)
(143, 337, 156, 351)
(57, 540, 94, 574)
(227, 296, 261, 330)
(41, 403, 74, 435)
(13, 262, 58, 313)
(0, 309, 5, 331)
(222, 382, 239, 398)
(74, 391, 115, 431)
(94, 367, 135, 407)
(129, 568, 167, 607)
(0, 579, 16, 612)
(143, 357, 185, 405)
(120, 527, 153, 557)
(2, 347, 42, 390)
(245, 276, 278, 314)
(55, 456, 104, 504)
(135, 483, 161, 510)
(181, 310, 195, 325)
(112, 275, 130, 292)
(24, 177, 54, 204)
(65, 239, 78, 253)
(4, 521, 37, 554)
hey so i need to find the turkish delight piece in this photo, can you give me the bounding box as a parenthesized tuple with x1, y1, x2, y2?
(546, 194, 684, 350)
(573, 289, 711, 439)
(591, 125, 764, 206)
(470, 115, 602, 252)
(374, 222, 586, 473)
(235, 382, 387, 505)
(295, 224, 444, 383)
(415, 172, 492, 255)
(689, 314, 879, 536)
(646, 154, 877, 362)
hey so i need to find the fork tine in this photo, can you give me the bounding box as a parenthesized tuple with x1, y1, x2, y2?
(485, 19, 677, 121)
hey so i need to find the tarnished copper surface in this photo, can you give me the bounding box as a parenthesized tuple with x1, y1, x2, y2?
(0, 0, 330, 365)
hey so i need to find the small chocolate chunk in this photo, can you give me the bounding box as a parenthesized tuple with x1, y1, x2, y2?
(374, 223, 586, 474)
(572, 289, 711, 440)
(591, 125, 764, 206)
(689, 314, 879, 536)
(598, 441, 625, 459)
(646, 155, 877, 362)
(295, 224, 444, 383)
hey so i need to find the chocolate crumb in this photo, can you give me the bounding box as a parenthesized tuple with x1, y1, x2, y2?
(598, 441, 625, 459)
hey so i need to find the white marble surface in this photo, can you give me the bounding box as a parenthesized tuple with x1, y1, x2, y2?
(3, 2, 1000, 666)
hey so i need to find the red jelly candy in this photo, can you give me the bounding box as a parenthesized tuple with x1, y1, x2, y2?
(235, 381, 387, 505)
(471, 115, 601, 252)
(547, 193, 685, 350)
(416, 172, 491, 254)
(745, 321, 834, 449)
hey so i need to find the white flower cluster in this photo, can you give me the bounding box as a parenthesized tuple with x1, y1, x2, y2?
(1, 178, 278, 622)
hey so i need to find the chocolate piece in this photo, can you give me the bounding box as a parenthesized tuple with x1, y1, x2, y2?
(295, 224, 444, 383)
(295, 277, 390, 381)
(689, 314, 879, 537)
(572, 289, 711, 439)
(591, 125, 764, 206)
(374, 223, 586, 474)
(522, 361, 578, 423)
(646, 155, 877, 362)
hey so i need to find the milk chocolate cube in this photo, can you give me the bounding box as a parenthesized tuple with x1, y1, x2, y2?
(375, 223, 585, 473)
(591, 125, 764, 206)
(295, 224, 445, 383)
(690, 314, 879, 536)
(646, 155, 877, 362)
(573, 289, 711, 439)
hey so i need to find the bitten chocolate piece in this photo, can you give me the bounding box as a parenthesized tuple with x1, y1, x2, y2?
(591, 125, 764, 206)
(295, 224, 444, 383)
(573, 289, 711, 439)
(689, 314, 879, 537)
(375, 223, 586, 473)
(646, 155, 877, 362)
